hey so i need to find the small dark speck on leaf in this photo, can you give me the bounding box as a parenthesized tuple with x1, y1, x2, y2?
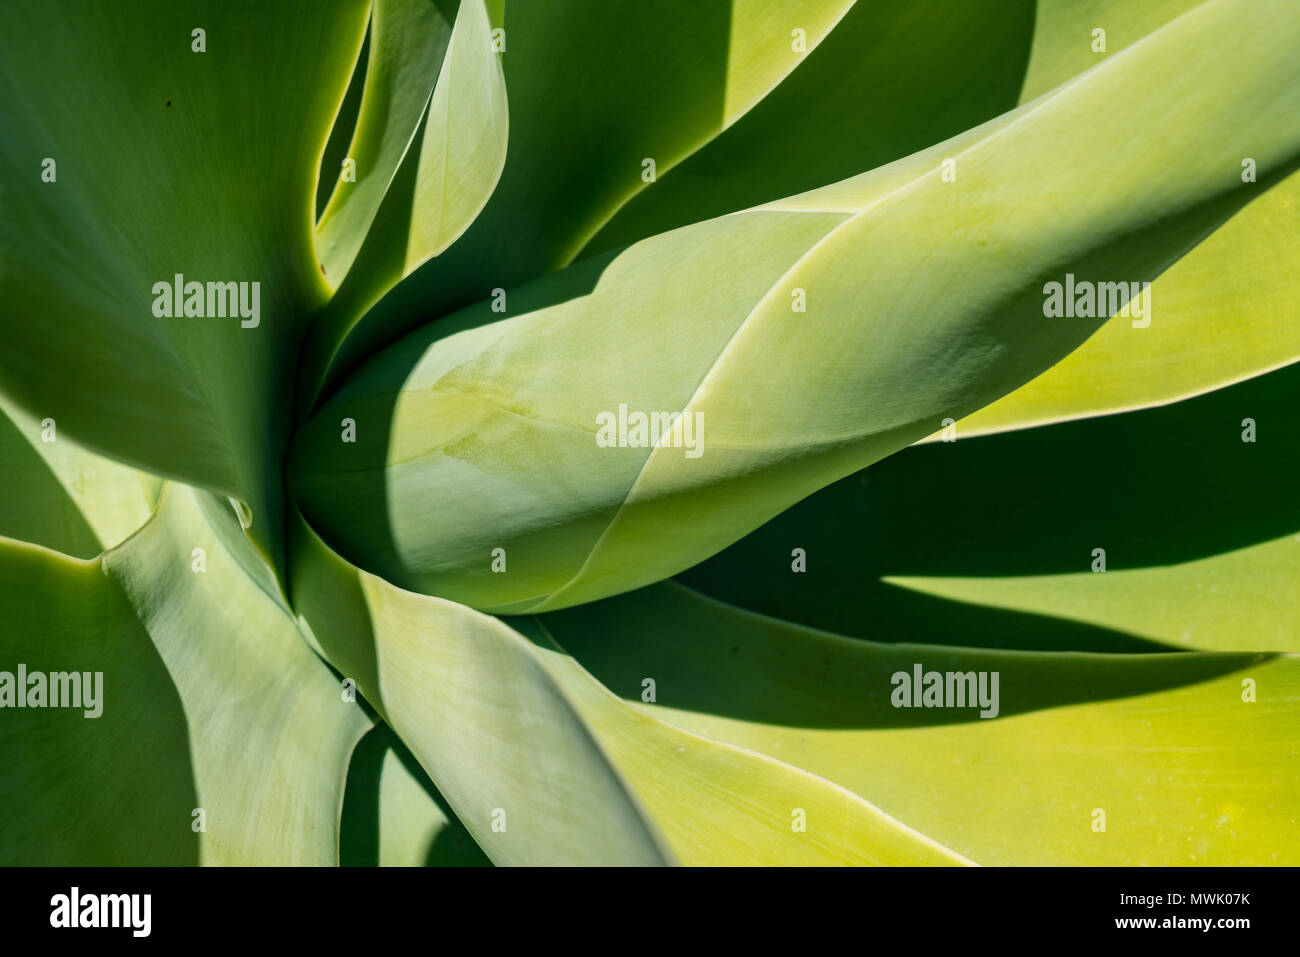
(165, 100, 172, 107)
(730, 645, 739, 655)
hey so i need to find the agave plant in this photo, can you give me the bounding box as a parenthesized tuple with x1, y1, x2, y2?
(2, 0, 1297, 867)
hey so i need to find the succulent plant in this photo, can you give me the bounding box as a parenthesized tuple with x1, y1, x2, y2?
(2, 0, 1297, 866)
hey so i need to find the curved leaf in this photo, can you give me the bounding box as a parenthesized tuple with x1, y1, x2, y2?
(0, 0, 371, 566)
(521, 618, 972, 866)
(928, 171, 1300, 440)
(580, 0, 1037, 259)
(340, 723, 491, 866)
(585, 0, 1222, 260)
(682, 359, 1300, 654)
(303, 0, 509, 402)
(292, 0, 1300, 612)
(335, 0, 1218, 378)
(886, 533, 1300, 655)
(314, 0, 460, 287)
(0, 389, 159, 558)
(543, 582, 1300, 865)
(314, 0, 860, 389)
(289, 510, 675, 866)
(1016, 0, 1202, 101)
(292, 510, 964, 864)
(0, 485, 370, 865)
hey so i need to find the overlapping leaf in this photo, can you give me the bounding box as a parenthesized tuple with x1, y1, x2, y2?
(339, 723, 491, 866)
(292, 0, 1300, 613)
(314, 0, 860, 387)
(292, 512, 968, 864)
(0, 389, 159, 558)
(315, 0, 461, 287)
(0, 485, 370, 864)
(542, 582, 1300, 865)
(4, 0, 1296, 870)
(304, 0, 509, 400)
(0, 0, 371, 567)
(678, 359, 1300, 655)
(928, 171, 1300, 441)
(327, 0, 1221, 377)
(521, 617, 970, 865)
(289, 510, 674, 866)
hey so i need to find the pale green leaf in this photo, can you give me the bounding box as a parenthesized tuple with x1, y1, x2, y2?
(544, 582, 1300, 865)
(0, 485, 370, 865)
(886, 533, 1300, 655)
(339, 723, 491, 866)
(1016, 0, 1203, 101)
(0, 0, 371, 566)
(584, 0, 1211, 259)
(315, 0, 460, 287)
(302, 0, 511, 401)
(332, 0, 1208, 371)
(681, 359, 1300, 654)
(581, 0, 1037, 258)
(292, 0, 1300, 612)
(0, 389, 159, 558)
(292, 510, 964, 864)
(929, 171, 1300, 441)
(521, 618, 972, 865)
(288, 510, 675, 866)
(314, 0, 857, 388)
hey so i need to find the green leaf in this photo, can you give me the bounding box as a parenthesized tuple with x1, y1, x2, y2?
(0, 484, 370, 865)
(520, 618, 972, 865)
(580, 0, 1040, 259)
(0, 389, 159, 558)
(340, 723, 491, 866)
(586, 0, 1228, 260)
(313, 0, 861, 388)
(543, 582, 1299, 865)
(887, 533, 1300, 655)
(933, 171, 1300, 440)
(1016, 0, 1203, 101)
(292, 511, 965, 864)
(0, 0, 371, 566)
(303, 0, 509, 401)
(682, 360, 1300, 654)
(332, 0, 1217, 375)
(288, 510, 675, 866)
(314, 0, 460, 287)
(291, 0, 1300, 612)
